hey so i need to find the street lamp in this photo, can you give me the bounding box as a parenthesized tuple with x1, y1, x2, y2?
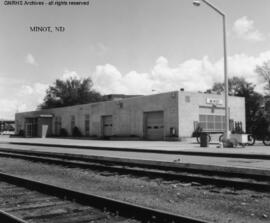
(193, 0, 230, 141)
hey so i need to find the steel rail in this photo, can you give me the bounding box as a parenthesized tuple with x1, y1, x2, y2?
(0, 171, 208, 223)
(0, 150, 269, 192)
(0, 210, 28, 223)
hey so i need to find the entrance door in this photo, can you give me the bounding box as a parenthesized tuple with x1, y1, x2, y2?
(38, 117, 53, 137)
(144, 111, 164, 140)
(102, 115, 113, 137)
(25, 123, 33, 137)
(24, 118, 38, 137)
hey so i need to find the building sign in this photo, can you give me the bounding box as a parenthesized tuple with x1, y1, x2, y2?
(206, 98, 223, 105)
(39, 114, 53, 118)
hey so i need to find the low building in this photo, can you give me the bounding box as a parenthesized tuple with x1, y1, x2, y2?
(15, 90, 245, 140)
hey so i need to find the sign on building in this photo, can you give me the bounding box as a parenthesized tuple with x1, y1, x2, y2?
(206, 98, 223, 106)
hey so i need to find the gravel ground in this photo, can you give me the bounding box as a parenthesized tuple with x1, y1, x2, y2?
(0, 157, 269, 223)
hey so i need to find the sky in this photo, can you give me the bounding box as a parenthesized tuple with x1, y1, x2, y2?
(1, 0, 270, 119)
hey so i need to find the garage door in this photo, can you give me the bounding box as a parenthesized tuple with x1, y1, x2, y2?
(102, 115, 113, 137)
(145, 111, 164, 140)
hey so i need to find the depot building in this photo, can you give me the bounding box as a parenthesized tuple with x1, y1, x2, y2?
(15, 90, 245, 140)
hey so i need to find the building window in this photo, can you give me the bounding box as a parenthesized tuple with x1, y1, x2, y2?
(71, 115, 75, 133)
(199, 114, 225, 132)
(85, 114, 90, 136)
(54, 116, 62, 135)
(185, 96, 190, 103)
(54, 118, 57, 135)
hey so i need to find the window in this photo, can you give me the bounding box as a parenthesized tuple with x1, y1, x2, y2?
(199, 114, 225, 132)
(185, 96, 191, 103)
(54, 116, 62, 135)
(85, 114, 90, 136)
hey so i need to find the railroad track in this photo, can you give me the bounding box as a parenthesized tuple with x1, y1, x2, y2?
(0, 148, 269, 192)
(0, 171, 207, 223)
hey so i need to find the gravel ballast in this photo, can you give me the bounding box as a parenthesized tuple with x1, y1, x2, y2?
(0, 157, 269, 222)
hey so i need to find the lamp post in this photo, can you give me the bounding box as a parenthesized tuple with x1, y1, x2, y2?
(193, 0, 230, 141)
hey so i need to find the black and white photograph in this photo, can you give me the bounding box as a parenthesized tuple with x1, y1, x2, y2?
(0, 0, 270, 222)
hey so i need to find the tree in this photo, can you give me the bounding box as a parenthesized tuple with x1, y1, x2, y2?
(209, 77, 263, 133)
(211, 77, 255, 96)
(255, 60, 270, 93)
(39, 77, 104, 109)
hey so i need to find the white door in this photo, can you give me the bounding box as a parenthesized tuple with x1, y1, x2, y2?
(145, 111, 164, 140)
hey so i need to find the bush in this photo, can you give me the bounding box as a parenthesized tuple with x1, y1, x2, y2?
(72, 126, 82, 137)
(59, 128, 68, 137)
(18, 130, 25, 137)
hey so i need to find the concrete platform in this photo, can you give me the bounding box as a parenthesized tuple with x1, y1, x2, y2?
(1, 136, 270, 159)
(0, 136, 270, 175)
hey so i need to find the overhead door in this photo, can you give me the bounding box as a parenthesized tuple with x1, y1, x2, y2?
(145, 111, 164, 140)
(102, 115, 113, 137)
